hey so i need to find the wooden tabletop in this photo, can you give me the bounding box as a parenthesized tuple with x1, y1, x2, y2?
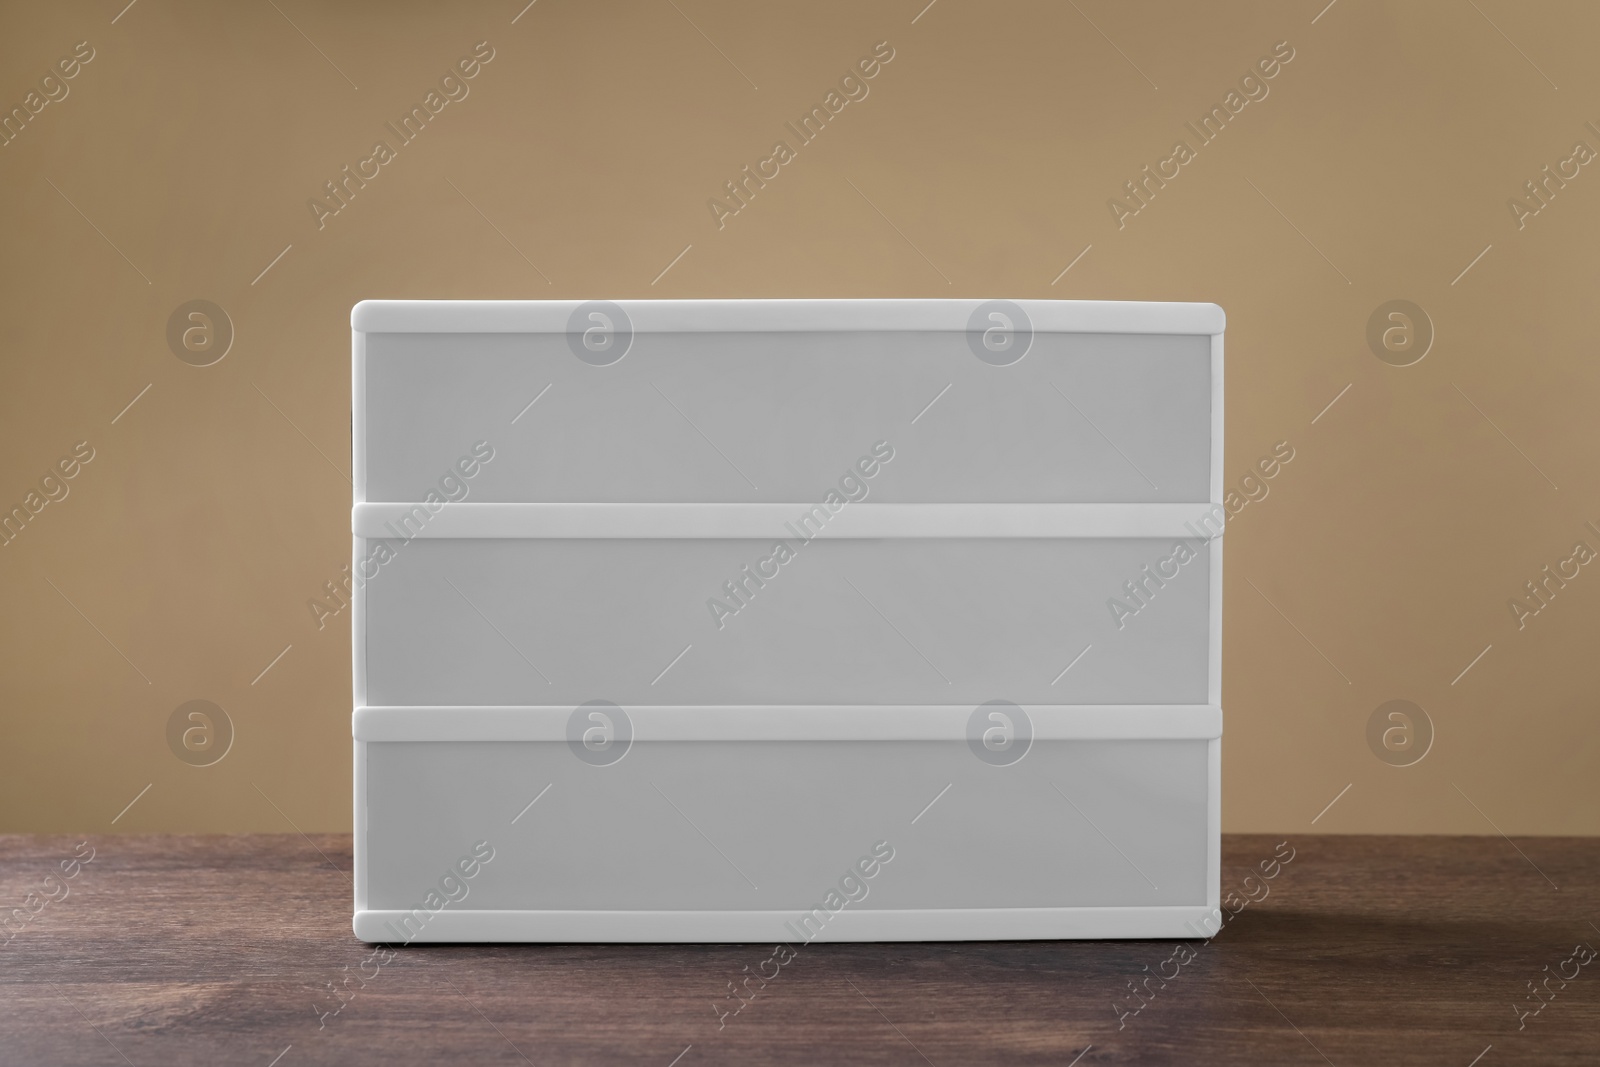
(1, 833, 1595, 1066)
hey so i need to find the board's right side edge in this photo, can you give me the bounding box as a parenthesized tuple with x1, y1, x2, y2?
(1207, 323, 1224, 923)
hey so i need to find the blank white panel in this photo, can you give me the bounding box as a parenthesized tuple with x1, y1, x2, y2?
(362, 330, 1211, 504)
(364, 738, 1210, 912)
(361, 537, 1210, 707)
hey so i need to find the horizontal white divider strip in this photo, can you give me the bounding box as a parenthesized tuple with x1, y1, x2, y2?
(352, 502, 1225, 540)
(353, 905, 1217, 943)
(353, 704, 1222, 742)
(352, 298, 1225, 337)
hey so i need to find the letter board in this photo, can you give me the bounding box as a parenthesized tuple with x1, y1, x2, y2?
(351, 298, 1224, 942)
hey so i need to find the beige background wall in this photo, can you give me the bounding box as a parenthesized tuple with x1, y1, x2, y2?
(1, 0, 1596, 835)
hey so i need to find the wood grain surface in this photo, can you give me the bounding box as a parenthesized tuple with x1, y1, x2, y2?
(1, 833, 1595, 1065)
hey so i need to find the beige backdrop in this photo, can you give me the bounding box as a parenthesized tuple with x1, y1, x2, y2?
(1, 0, 1596, 835)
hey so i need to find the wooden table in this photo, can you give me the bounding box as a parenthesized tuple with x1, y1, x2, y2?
(2, 834, 1595, 1065)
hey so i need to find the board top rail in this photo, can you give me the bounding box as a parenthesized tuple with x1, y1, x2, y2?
(352, 298, 1225, 336)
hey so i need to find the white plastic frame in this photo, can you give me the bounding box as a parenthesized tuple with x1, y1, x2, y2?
(352, 299, 1225, 942)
